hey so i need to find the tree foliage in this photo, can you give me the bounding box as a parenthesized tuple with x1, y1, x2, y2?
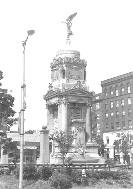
(0, 71, 17, 129)
(0, 71, 18, 162)
(0, 131, 19, 163)
(113, 133, 130, 156)
(51, 130, 74, 164)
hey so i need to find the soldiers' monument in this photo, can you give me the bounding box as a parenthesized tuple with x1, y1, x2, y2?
(44, 13, 104, 164)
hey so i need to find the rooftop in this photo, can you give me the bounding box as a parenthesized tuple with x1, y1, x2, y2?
(101, 71, 133, 86)
(7, 132, 40, 143)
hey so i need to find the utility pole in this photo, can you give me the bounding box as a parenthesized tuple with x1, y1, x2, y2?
(19, 30, 35, 189)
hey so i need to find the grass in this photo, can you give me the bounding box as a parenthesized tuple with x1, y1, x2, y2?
(0, 170, 133, 189)
(0, 175, 51, 189)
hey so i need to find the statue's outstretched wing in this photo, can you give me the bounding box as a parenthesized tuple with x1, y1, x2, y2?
(66, 12, 77, 22)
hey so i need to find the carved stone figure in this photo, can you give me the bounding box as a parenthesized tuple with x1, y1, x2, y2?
(63, 12, 77, 44)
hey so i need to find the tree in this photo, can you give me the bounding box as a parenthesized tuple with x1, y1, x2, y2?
(0, 71, 17, 130)
(92, 135, 105, 157)
(51, 130, 74, 164)
(113, 133, 131, 164)
(0, 70, 17, 129)
(0, 131, 19, 164)
(0, 71, 18, 162)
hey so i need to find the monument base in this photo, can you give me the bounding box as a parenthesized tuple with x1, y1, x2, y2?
(66, 141, 105, 164)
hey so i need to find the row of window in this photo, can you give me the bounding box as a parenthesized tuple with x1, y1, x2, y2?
(95, 97, 132, 110)
(110, 98, 132, 108)
(105, 120, 133, 130)
(105, 109, 132, 118)
(104, 84, 131, 97)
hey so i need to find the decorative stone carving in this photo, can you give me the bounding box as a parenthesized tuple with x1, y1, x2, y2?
(50, 56, 87, 70)
(48, 83, 53, 90)
(67, 68, 83, 80)
(57, 98, 68, 106)
(71, 80, 86, 90)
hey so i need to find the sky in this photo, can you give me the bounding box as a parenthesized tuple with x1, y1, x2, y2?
(0, 0, 133, 131)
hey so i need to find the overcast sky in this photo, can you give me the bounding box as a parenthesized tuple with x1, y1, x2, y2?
(1, 0, 133, 131)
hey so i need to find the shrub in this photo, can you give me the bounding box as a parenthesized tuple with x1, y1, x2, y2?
(49, 170, 72, 189)
(86, 170, 130, 185)
(0, 168, 4, 175)
(65, 165, 72, 176)
(71, 169, 82, 185)
(14, 165, 39, 180)
(0, 167, 10, 175)
(13, 167, 19, 178)
(37, 166, 52, 180)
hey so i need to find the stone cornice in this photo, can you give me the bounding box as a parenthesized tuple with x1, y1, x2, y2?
(101, 71, 133, 87)
(44, 81, 93, 101)
(50, 56, 87, 70)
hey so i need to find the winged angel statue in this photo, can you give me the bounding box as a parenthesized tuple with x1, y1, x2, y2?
(63, 12, 77, 44)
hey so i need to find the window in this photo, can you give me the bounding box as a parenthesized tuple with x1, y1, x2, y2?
(110, 101, 113, 109)
(96, 103, 100, 110)
(122, 121, 125, 128)
(105, 113, 109, 118)
(121, 99, 124, 106)
(116, 122, 120, 129)
(127, 84, 131, 93)
(110, 87, 113, 95)
(106, 137, 109, 144)
(121, 86, 124, 94)
(105, 123, 109, 129)
(116, 100, 119, 108)
(97, 114, 100, 120)
(128, 120, 132, 129)
(122, 111, 126, 116)
(105, 104, 108, 109)
(128, 97, 131, 105)
(116, 89, 119, 96)
(104, 88, 107, 96)
(116, 111, 119, 118)
(111, 112, 114, 117)
(84, 70, 86, 80)
(128, 109, 132, 116)
(111, 122, 114, 129)
(97, 123, 100, 129)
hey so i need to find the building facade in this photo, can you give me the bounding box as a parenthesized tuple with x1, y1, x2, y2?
(93, 72, 133, 161)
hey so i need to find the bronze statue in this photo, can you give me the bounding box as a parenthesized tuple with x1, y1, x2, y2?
(63, 12, 77, 44)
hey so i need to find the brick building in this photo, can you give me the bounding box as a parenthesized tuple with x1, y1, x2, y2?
(93, 71, 133, 161)
(101, 71, 133, 133)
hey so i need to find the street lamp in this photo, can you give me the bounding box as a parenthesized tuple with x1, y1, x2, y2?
(19, 30, 35, 189)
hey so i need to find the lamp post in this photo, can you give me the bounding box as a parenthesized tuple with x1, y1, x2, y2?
(19, 30, 35, 189)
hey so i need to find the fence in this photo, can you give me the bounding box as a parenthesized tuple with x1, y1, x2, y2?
(0, 163, 130, 172)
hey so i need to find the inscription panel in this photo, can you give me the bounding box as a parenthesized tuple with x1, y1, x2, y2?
(70, 107, 81, 120)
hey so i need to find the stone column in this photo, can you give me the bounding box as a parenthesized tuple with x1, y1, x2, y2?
(0, 145, 8, 164)
(86, 104, 91, 142)
(40, 126, 49, 164)
(58, 99, 68, 131)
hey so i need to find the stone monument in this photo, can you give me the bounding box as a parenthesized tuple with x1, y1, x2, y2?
(44, 13, 104, 164)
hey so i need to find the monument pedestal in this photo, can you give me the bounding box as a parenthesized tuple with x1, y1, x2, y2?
(86, 141, 98, 154)
(85, 141, 105, 163)
(67, 141, 105, 164)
